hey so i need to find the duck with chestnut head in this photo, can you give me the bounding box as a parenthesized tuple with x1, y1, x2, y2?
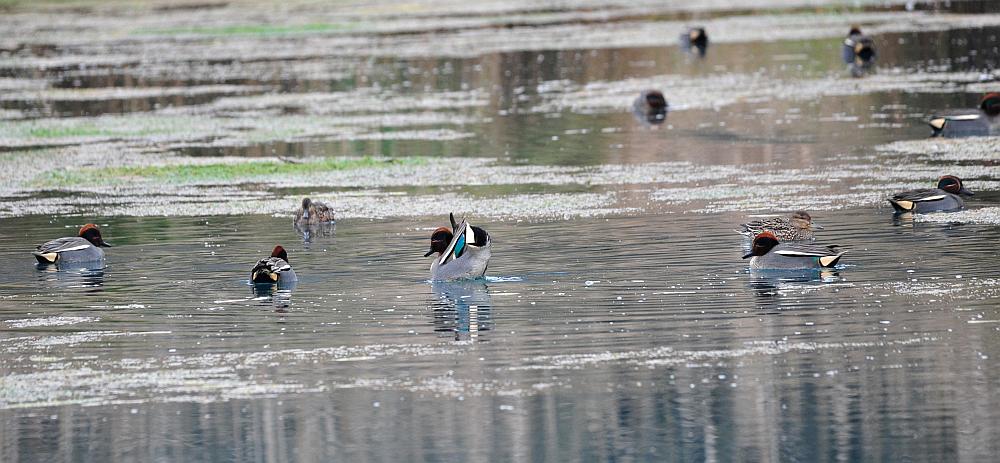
(33, 223, 112, 265)
(743, 232, 845, 270)
(843, 26, 876, 76)
(680, 27, 708, 57)
(251, 245, 297, 284)
(888, 175, 973, 214)
(738, 210, 821, 242)
(928, 93, 1000, 138)
(633, 90, 668, 124)
(424, 213, 492, 281)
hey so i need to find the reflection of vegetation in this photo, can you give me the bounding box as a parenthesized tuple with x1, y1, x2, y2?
(35, 156, 426, 186)
(133, 23, 360, 37)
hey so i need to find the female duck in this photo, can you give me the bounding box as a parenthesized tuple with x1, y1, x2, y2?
(738, 210, 820, 241)
(424, 213, 491, 281)
(33, 223, 111, 264)
(743, 232, 845, 270)
(251, 245, 297, 284)
(294, 197, 335, 225)
(888, 175, 973, 213)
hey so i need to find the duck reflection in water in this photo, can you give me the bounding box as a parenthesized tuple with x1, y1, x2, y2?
(430, 280, 493, 342)
(294, 221, 336, 248)
(748, 269, 840, 301)
(252, 280, 297, 312)
(36, 263, 106, 293)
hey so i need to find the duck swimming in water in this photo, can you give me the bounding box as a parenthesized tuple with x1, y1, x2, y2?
(633, 90, 668, 124)
(743, 232, 845, 270)
(888, 175, 973, 214)
(294, 197, 335, 225)
(842, 26, 876, 77)
(424, 213, 492, 281)
(928, 93, 1000, 138)
(33, 223, 111, 265)
(738, 210, 821, 242)
(680, 27, 708, 57)
(251, 245, 297, 284)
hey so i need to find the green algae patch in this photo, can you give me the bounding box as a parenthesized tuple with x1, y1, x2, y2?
(35, 156, 428, 187)
(133, 22, 361, 37)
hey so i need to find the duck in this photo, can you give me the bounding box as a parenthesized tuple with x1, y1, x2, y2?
(251, 245, 297, 284)
(294, 197, 335, 225)
(632, 90, 668, 124)
(888, 175, 973, 213)
(738, 210, 820, 241)
(743, 232, 845, 270)
(928, 93, 1000, 138)
(680, 27, 708, 56)
(33, 223, 111, 264)
(842, 26, 875, 76)
(424, 213, 492, 281)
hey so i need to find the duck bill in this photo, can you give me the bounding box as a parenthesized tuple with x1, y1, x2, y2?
(959, 187, 974, 196)
(423, 249, 436, 257)
(812, 223, 825, 230)
(742, 252, 754, 259)
(98, 240, 113, 247)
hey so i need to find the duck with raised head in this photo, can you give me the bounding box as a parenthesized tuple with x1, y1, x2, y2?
(680, 27, 708, 56)
(738, 210, 821, 242)
(633, 90, 668, 124)
(294, 197, 335, 225)
(888, 175, 973, 213)
(424, 213, 491, 281)
(251, 245, 297, 284)
(743, 232, 845, 270)
(842, 26, 875, 76)
(928, 93, 1000, 138)
(33, 224, 112, 264)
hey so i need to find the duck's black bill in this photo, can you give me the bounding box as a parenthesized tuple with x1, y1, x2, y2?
(423, 249, 435, 257)
(959, 187, 974, 196)
(742, 252, 754, 259)
(99, 241, 113, 247)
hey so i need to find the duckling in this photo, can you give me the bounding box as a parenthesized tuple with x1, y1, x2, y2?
(251, 245, 297, 284)
(424, 213, 491, 281)
(889, 175, 973, 213)
(294, 197, 335, 225)
(33, 224, 112, 264)
(743, 232, 845, 270)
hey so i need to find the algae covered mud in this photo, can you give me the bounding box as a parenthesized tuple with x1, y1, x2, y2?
(2, 0, 1000, 461)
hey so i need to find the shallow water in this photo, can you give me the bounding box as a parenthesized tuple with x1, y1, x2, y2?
(2, 0, 1000, 461)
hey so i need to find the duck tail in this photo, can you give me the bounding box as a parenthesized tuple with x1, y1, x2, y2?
(888, 199, 914, 213)
(818, 251, 846, 268)
(32, 251, 58, 264)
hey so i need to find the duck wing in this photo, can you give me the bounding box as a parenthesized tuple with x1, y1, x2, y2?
(773, 243, 841, 257)
(251, 257, 291, 281)
(891, 188, 948, 202)
(739, 217, 789, 236)
(36, 236, 92, 254)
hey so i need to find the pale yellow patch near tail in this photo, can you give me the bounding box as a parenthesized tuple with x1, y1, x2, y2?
(269, 272, 278, 281)
(929, 118, 946, 130)
(894, 200, 914, 211)
(819, 255, 840, 267)
(39, 252, 58, 263)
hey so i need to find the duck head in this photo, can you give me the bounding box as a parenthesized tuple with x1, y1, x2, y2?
(981, 93, 1000, 117)
(271, 245, 289, 261)
(300, 197, 312, 219)
(938, 175, 973, 196)
(79, 224, 111, 247)
(642, 90, 668, 112)
(424, 227, 453, 257)
(848, 25, 862, 36)
(790, 210, 822, 230)
(743, 232, 779, 259)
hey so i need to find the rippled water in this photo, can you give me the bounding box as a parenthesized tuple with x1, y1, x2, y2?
(2, 0, 1000, 461)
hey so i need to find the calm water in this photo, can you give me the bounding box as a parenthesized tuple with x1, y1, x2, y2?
(2, 1, 1000, 462)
